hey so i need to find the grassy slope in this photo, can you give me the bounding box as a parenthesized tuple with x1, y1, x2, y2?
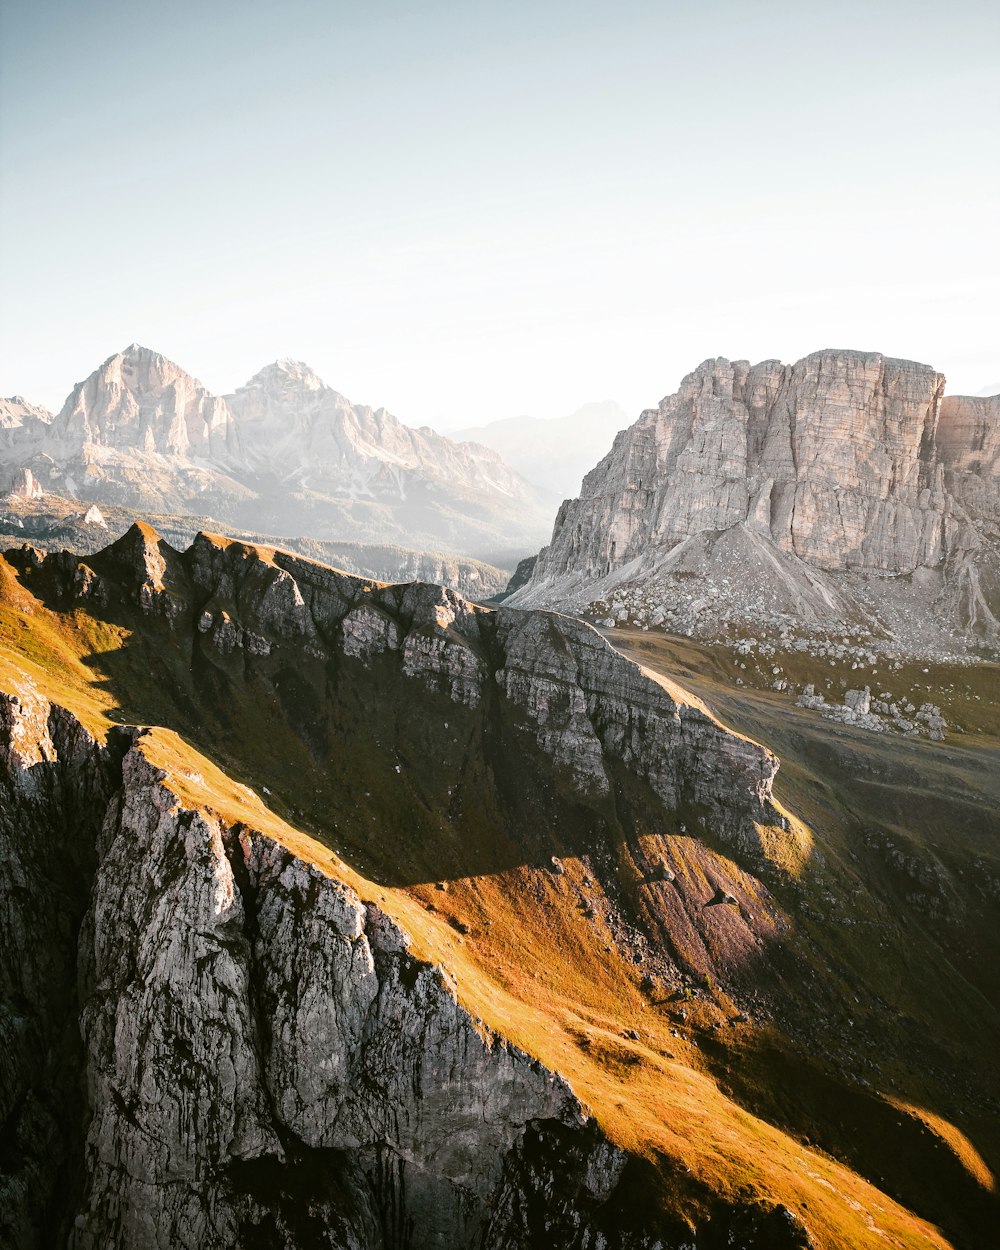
(609, 628, 1000, 1237)
(0, 546, 993, 1249)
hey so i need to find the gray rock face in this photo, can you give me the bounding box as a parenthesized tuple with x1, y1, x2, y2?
(0, 685, 642, 1250)
(0, 684, 121, 1250)
(7, 466, 44, 500)
(509, 350, 1000, 649)
(54, 344, 240, 462)
(174, 531, 785, 858)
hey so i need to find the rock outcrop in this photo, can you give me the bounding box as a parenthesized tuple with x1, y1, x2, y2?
(509, 350, 1000, 652)
(115, 525, 785, 860)
(7, 466, 44, 500)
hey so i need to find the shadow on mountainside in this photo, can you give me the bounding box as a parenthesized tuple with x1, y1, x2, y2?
(2, 529, 1000, 1249)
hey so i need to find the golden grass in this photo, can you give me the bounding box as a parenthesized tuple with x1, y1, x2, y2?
(885, 1099, 996, 1195)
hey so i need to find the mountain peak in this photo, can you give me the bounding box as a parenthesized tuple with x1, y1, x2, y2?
(242, 358, 328, 394)
(114, 342, 166, 366)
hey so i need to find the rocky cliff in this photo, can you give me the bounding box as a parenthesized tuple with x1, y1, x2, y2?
(0, 347, 552, 566)
(0, 684, 637, 1250)
(53, 344, 241, 462)
(1, 524, 992, 1249)
(509, 350, 1000, 653)
(0, 525, 834, 1250)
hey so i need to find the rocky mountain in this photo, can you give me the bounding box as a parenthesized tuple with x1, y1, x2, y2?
(449, 400, 630, 499)
(509, 350, 1000, 657)
(0, 523, 996, 1248)
(0, 346, 253, 516)
(0, 346, 553, 568)
(0, 395, 51, 430)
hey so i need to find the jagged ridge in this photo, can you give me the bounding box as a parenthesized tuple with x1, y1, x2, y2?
(0, 522, 984, 1249)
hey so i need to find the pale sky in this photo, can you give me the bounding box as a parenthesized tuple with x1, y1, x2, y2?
(1, 0, 997, 427)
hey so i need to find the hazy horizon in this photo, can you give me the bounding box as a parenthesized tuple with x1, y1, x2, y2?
(2, 0, 998, 423)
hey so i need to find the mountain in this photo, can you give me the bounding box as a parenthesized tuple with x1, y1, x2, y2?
(1, 346, 253, 515)
(223, 357, 551, 563)
(0, 346, 554, 568)
(450, 399, 629, 499)
(53, 342, 240, 460)
(0, 395, 51, 430)
(508, 350, 1000, 657)
(976, 383, 1000, 397)
(1, 523, 997, 1247)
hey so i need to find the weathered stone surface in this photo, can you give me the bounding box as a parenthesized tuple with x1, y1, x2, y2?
(7, 466, 44, 500)
(509, 351, 1000, 650)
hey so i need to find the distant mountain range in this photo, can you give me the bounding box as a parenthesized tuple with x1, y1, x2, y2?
(449, 400, 629, 500)
(0, 345, 556, 569)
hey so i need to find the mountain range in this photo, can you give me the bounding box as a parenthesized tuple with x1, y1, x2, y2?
(0, 345, 556, 569)
(0, 343, 998, 1248)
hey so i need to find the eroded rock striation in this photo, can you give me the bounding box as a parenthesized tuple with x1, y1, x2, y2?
(509, 350, 1000, 653)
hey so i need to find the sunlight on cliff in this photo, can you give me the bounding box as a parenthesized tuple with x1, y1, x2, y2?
(887, 1098, 996, 1194)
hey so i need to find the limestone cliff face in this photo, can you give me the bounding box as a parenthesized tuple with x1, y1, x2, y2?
(173, 530, 785, 859)
(51, 345, 241, 461)
(510, 351, 1000, 646)
(937, 393, 1000, 523)
(2, 347, 251, 514)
